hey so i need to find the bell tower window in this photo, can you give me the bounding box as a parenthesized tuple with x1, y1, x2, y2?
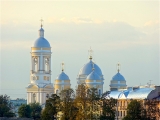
(34, 57, 38, 72)
(45, 57, 49, 72)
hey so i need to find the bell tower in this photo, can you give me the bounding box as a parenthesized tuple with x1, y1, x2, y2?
(27, 20, 54, 105)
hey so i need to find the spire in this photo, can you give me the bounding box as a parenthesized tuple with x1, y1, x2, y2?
(88, 47, 93, 60)
(61, 62, 64, 72)
(117, 62, 120, 73)
(39, 18, 44, 37)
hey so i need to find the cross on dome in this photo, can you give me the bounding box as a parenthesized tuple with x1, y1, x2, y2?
(117, 62, 121, 73)
(88, 47, 93, 60)
(61, 62, 65, 71)
(40, 18, 43, 28)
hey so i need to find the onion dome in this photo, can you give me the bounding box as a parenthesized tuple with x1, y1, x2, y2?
(86, 70, 101, 80)
(111, 63, 125, 81)
(112, 72, 125, 81)
(56, 71, 70, 80)
(79, 60, 103, 76)
(33, 20, 50, 48)
(56, 62, 70, 80)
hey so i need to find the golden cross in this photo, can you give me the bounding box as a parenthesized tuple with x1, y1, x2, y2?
(40, 18, 43, 28)
(62, 62, 64, 71)
(117, 63, 120, 72)
(88, 47, 93, 60)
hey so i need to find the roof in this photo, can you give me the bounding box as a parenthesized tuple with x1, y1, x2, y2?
(78, 60, 103, 76)
(33, 27, 50, 48)
(105, 87, 154, 99)
(56, 71, 70, 80)
(86, 70, 101, 80)
(112, 72, 125, 81)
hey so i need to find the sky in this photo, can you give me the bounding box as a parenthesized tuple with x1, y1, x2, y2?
(0, 1, 159, 99)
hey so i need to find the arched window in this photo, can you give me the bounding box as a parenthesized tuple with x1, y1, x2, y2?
(34, 57, 38, 72)
(45, 58, 49, 72)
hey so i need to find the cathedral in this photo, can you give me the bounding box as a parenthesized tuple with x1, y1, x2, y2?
(26, 23, 126, 105)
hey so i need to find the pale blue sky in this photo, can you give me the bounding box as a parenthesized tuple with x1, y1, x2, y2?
(0, 1, 159, 99)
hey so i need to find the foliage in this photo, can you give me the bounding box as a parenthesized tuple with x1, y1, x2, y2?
(41, 94, 60, 120)
(74, 84, 90, 120)
(0, 95, 15, 117)
(18, 104, 31, 118)
(87, 87, 100, 120)
(29, 102, 42, 120)
(100, 91, 117, 120)
(122, 100, 143, 120)
(60, 88, 77, 120)
(74, 84, 102, 120)
(144, 99, 160, 120)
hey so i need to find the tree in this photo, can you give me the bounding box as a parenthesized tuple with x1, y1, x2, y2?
(18, 104, 31, 118)
(87, 87, 100, 120)
(41, 94, 60, 120)
(0, 95, 15, 117)
(144, 99, 160, 120)
(122, 100, 143, 120)
(29, 102, 42, 120)
(100, 91, 117, 120)
(74, 84, 90, 120)
(60, 88, 77, 120)
(74, 84, 101, 120)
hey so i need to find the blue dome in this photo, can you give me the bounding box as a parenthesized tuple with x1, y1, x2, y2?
(34, 37, 50, 47)
(56, 71, 70, 80)
(86, 70, 101, 80)
(112, 72, 125, 81)
(79, 60, 102, 76)
(33, 28, 50, 48)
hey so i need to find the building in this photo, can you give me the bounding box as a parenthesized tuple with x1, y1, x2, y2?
(54, 63, 71, 94)
(105, 85, 160, 120)
(26, 23, 105, 105)
(110, 63, 127, 91)
(77, 50, 104, 94)
(26, 23, 160, 120)
(26, 23, 54, 105)
(10, 98, 27, 117)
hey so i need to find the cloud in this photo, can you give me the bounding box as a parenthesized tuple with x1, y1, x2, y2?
(1, 20, 158, 52)
(144, 20, 159, 27)
(72, 17, 93, 24)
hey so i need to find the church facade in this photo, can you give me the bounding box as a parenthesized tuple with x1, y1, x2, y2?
(26, 24, 111, 105)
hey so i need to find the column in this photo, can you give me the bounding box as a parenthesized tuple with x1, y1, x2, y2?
(49, 57, 51, 72)
(40, 54, 43, 71)
(27, 93, 29, 104)
(30, 93, 32, 103)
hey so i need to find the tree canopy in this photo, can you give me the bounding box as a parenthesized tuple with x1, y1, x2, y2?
(122, 100, 143, 120)
(18, 104, 31, 118)
(0, 95, 15, 117)
(41, 94, 60, 120)
(29, 102, 42, 120)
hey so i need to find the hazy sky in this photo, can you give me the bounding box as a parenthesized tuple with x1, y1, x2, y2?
(0, 1, 159, 99)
